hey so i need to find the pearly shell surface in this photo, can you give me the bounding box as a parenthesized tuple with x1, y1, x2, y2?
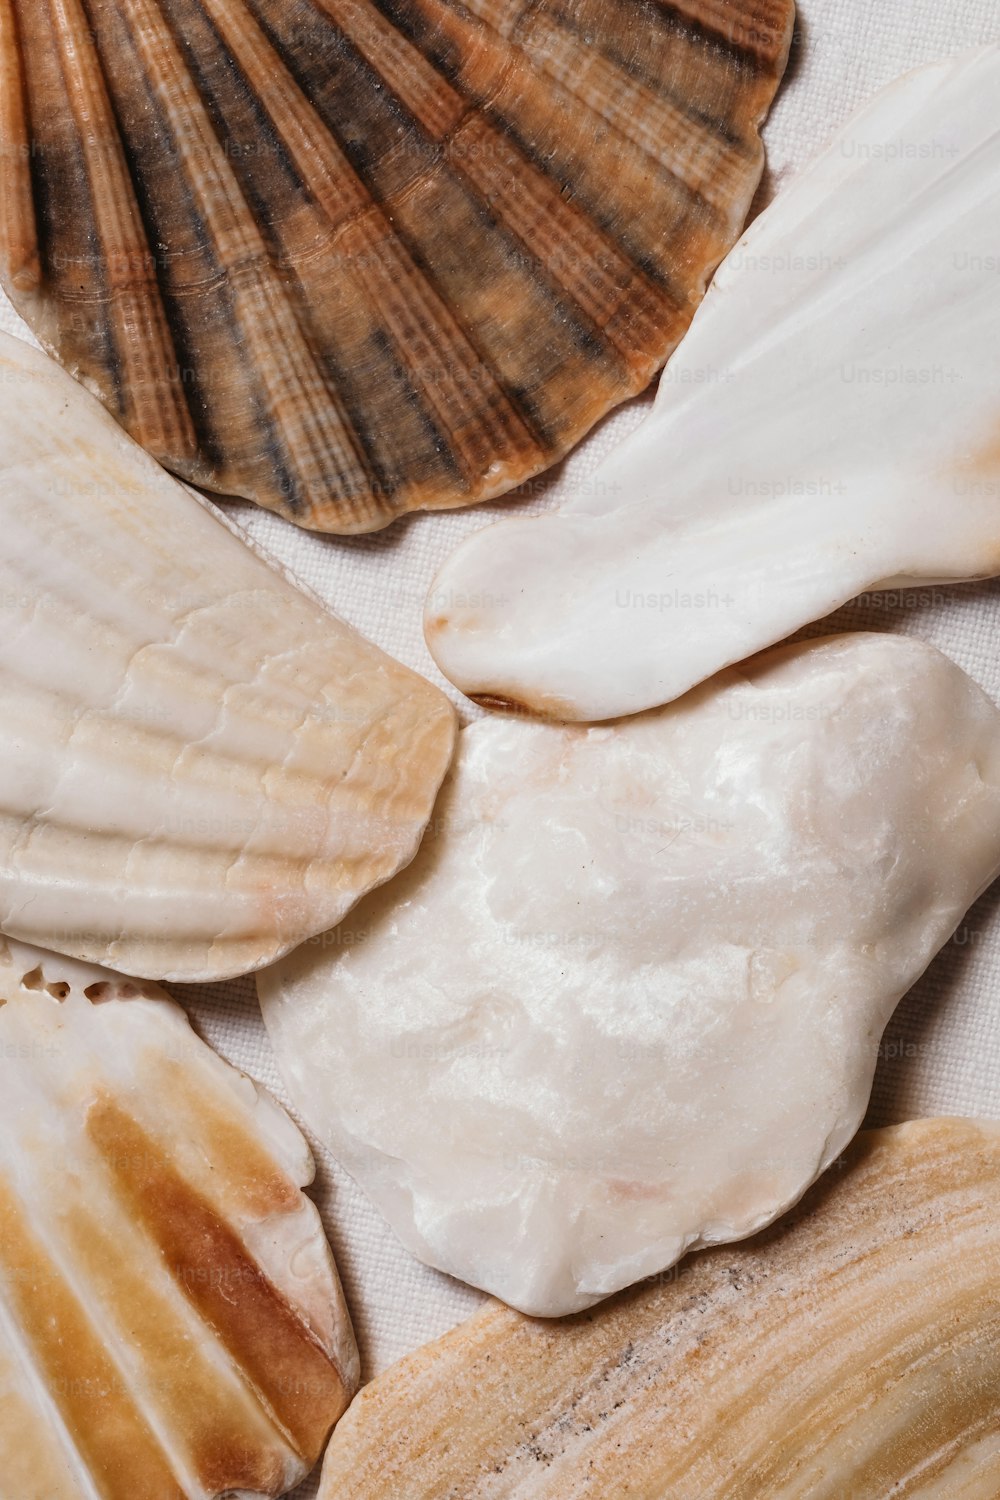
(0, 936, 358, 1500)
(426, 46, 1000, 720)
(318, 1118, 1000, 1500)
(0, 0, 793, 533)
(0, 332, 455, 983)
(258, 633, 1000, 1316)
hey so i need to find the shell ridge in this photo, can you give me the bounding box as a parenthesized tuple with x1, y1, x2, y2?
(447, 111, 684, 359)
(506, 0, 761, 203)
(0, 0, 39, 292)
(249, 0, 555, 495)
(12, 0, 124, 378)
(652, 0, 794, 68)
(0, 975, 356, 1495)
(0, 1237, 107, 1500)
(76, 0, 311, 505)
(55, 0, 200, 461)
(114, 0, 379, 519)
(0, 1163, 194, 1496)
(519, 15, 753, 211)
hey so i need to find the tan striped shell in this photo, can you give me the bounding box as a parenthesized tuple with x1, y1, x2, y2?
(0, 937, 358, 1500)
(319, 1118, 1000, 1499)
(0, 0, 794, 533)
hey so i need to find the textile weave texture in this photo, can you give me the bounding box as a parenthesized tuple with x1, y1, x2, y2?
(2, 1, 998, 1492)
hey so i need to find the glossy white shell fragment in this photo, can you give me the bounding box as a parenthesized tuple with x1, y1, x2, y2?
(426, 46, 1000, 721)
(0, 332, 455, 981)
(0, 937, 358, 1499)
(259, 634, 1000, 1316)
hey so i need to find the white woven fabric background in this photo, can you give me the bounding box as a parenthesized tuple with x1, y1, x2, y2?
(4, 1, 999, 1493)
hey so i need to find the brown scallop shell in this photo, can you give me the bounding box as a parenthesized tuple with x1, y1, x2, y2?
(0, 0, 794, 533)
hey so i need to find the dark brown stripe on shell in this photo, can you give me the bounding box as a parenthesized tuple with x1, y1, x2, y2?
(14, 2, 122, 395)
(87, 1095, 349, 1458)
(48, 0, 199, 463)
(656, 0, 794, 66)
(54, 1192, 297, 1497)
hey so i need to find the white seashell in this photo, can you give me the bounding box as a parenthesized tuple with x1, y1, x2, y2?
(0, 332, 455, 982)
(425, 46, 1000, 721)
(0, 936, 358, 1499)
(258, 633, 1000, 1316)
(319, 1117, 1000, 1500)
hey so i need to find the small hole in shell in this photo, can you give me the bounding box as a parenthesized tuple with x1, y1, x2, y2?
(84, 982, 112, 1002)
(21, 967, 72, 1002)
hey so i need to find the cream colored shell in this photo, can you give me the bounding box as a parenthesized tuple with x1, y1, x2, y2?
(259, 633, 1000, 1316)
(0, 332, 455, 982)
(319, 1118, 1000, 1499)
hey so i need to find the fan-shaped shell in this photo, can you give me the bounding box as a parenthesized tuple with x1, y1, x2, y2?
(0, 937, 358, 1500)
(0, 0, 793, 533)
(0, 332, 455, 983)
(318, 1118, 1000, 1500)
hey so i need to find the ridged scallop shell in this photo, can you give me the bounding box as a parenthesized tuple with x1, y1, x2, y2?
(0, 937, 358, 1500)
(426, 45, 1000, 719)
(259, 633, 1000, 1317)
(0, 332, 455, 982)
(0, 0, 793, 533)
(319, 1117, 1000, 1500)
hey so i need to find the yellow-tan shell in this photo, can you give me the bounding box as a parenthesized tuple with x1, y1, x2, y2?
(0, 938, 358, 1500)
(0, 0, 794, 533)
(319, 1117, 1000, 1499)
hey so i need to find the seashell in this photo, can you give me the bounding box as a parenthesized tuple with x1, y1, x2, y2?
(0, 935, 358, 1500)
(318, 1117, 1000, 1500)
(0, 332, 455, 982)
(426, 46, 1000, 720)
(0, 0, 794, 534)
(258, 632, 1000, 1316)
